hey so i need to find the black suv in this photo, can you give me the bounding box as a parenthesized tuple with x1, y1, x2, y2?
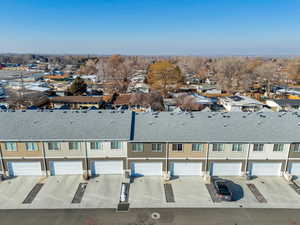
(213, 179, 233, 201)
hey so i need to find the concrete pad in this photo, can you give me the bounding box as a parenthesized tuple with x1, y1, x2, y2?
(31, 175, 83, 209)
(170, 177, 213, 205)
(129, 176, 165, 208)
(250, 177, 300, 207)
(0, 176, 42, 209)
(80, 175, 123, 208)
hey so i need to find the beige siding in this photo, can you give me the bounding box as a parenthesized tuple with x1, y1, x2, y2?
(87, 141, 127, 158)
(44, 141, 85, 158)
(248, 144, 289, 160)
(168, 143, 207, 158)
(208, 144, 248, 159)
(0, 142, 43, 158)
(128, 143, 165, 158)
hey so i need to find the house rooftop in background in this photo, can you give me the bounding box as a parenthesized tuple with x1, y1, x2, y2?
(220, 95, 263, 112)
(133, 111, 300, 143)
(50, 96, 106, 104)
(0, 110, 132, 141)
(266, 99, 300, 111)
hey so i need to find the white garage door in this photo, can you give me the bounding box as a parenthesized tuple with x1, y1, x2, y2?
(289, 162, 300, 175)
(171, 162, 203, 176)
(131, 162, 162, 176)
(250, 162, 282, 176)
(50, 161, 83, 175)
(91, 160, 123, 175)
(8, 161, 42, 176)
(211, 162, 242, 176)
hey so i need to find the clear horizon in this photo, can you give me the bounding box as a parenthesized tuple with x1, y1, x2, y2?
(1, 0, 300, 55)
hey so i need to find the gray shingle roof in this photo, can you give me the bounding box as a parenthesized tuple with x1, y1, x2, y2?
(133, 111, 300, 143)
(0, 110, 132, 141)
(1, 110, 300, 143)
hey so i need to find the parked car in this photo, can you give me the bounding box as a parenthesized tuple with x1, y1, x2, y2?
(213, 179, 233, 201)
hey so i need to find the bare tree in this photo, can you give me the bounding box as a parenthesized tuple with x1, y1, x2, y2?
(254, 62, 278, 96)
(213, 57, 248, 94)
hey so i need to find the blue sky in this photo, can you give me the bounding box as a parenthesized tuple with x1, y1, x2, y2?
(0, 0, 300, 55)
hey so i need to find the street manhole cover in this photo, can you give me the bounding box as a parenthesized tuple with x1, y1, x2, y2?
(151, 212, 160, 220)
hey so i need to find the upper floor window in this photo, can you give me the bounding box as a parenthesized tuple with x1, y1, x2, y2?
(253, 144, 264, 152)
(273, 144, 284, 152)
(232, 144, 244, 152)
(132, 143, 144, 152)
(111, 141, 122, 150)
(152, 143, 163, 152)
(25, 142, 38, 151)
(290, 144, 300, 152)
(5, 142, 17, 151)
(69, 142, 80, 151)
(212, 144, 224, 152)
(48, 142, 60, 151)
(192, 143, 204, 152)
(172, 144, 183, 151)
(90, 141, 103, 150)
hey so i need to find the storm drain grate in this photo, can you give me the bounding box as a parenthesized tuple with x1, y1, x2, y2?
(71, 183, 88, 204)
(164, 183, 175, 203)
(23, 183, 44, 204)
(117, 202, 130, 212)
(205, 184, 221, 203)
(247, 183, 267, 203)
(289, 182, 300, 195)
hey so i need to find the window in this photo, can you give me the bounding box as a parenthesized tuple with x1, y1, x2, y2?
(5, 142, 17, 151)
(273, 144, 284, 152)
(25, 142, 38, 151)
(152, 144, 163, 152)
(212, 144, 224, 152)
(232, 144, 244, 152)
(48, 142, 60, 151)
(90, 141, 103, 150)
(291, 144, 300, 152)
(111, 141, 122, 150)
(132, 143, 144, 152)
(192, 143, 204, 152)
(69, 142, 80, 150)
(253, 144, 264, 152)
(172, 144, 183, 151)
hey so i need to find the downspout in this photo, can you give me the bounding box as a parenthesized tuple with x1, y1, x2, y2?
(284, 144, 291, 174)
(166, 142, 169, 177)
(85, 141, 89, 178)
(205, 143, 210, 175)
(245, 143, 251, 176)
(0, 144, 5, 176)
(41, 142, 48, 177)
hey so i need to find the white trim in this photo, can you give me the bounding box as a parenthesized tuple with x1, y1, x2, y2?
(88, 156, 126, 159)
(45, 156, 85, 159)
(287, 158, 300, 160)
(207, 157, 246, 160)
(2, 157, 44, 159)
(168, 157, 206, 160)
(128, 158, 165, 160)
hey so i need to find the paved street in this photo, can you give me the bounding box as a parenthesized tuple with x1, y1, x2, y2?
(0, 208, 300, 225)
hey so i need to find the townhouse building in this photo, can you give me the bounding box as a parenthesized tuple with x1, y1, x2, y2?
(0, 110, 300, 178)
(0, 110, 132, 176)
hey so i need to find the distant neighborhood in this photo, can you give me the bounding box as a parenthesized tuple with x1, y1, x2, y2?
(1, 54, 300, 113)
